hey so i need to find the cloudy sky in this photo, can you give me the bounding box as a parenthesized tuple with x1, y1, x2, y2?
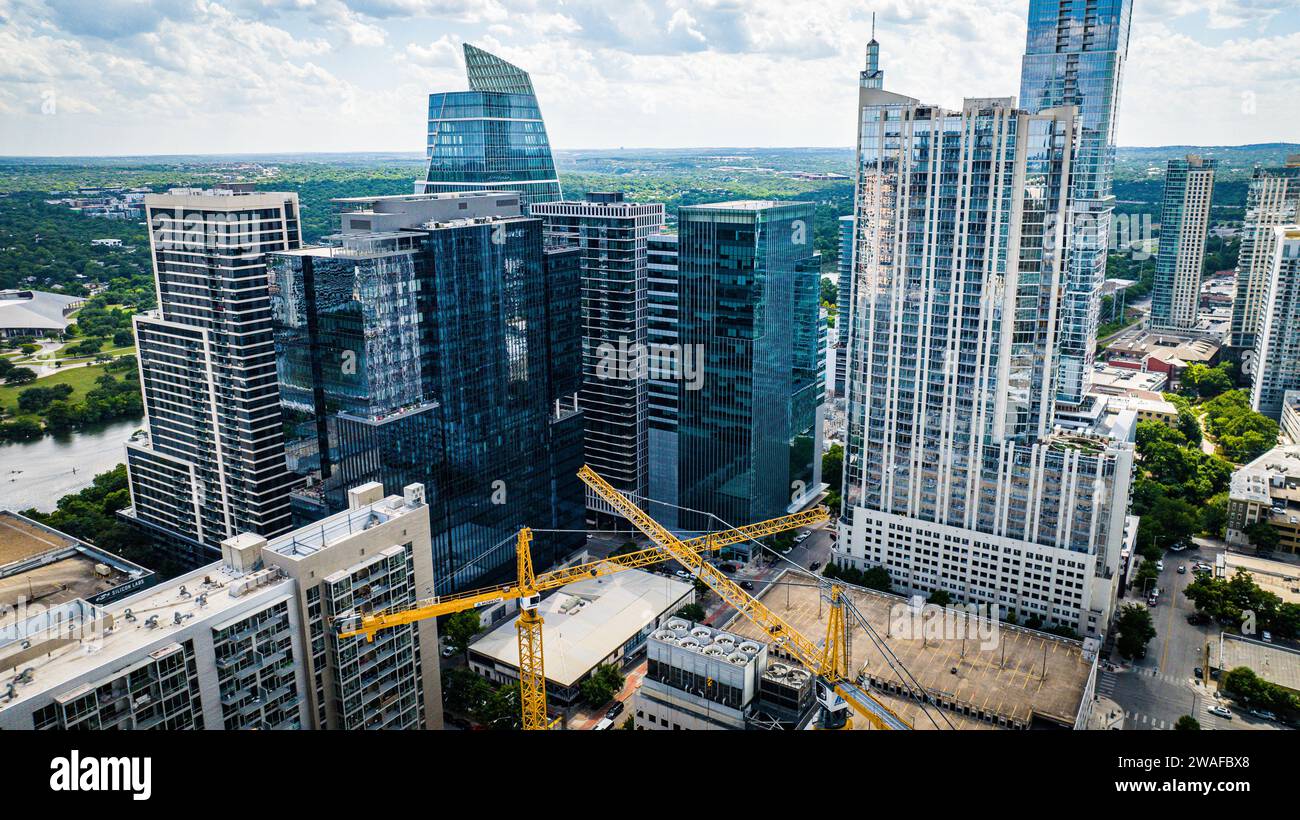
(0, 0, 1297, 156)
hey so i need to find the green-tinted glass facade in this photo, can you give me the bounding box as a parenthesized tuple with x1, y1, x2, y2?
(674, 201, 823, 544)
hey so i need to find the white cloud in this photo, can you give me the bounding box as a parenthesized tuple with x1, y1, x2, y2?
(0, 0, 1295, 155)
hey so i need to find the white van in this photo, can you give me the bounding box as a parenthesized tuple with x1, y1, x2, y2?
(593, 717, 614, 731)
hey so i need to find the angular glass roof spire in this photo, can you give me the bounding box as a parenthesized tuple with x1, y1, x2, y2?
(463, 43, 535, 95)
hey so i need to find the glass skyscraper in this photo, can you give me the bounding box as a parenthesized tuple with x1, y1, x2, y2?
(834, 214, 853, 396)
(269, 191, 584, 590)
(416, 44, 562, 207)
(1020, 0, 1132, 406)
(835, 46, 1135, 637)
(672, 201, 825, 550)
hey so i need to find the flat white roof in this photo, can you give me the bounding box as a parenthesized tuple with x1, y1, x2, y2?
(0, 561, 293, 712)
(471, 568, 691, 687)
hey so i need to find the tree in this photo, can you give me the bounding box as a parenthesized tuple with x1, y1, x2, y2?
(1245, 521, 1280, 554)
(1201, 390, 1279, 463)
(580, 663, 625, 708)
(1199, 492, 1229, 538)
(443, 610, 481, 657)
(822, 443, 844, 495)
(675, 603, 706, 621)
(1221, 666, 1299, 714)
(820, 276, 837, 305)
(1136, 495, 1198, 553)
(927, 589, 951, 606)
(1115, 604, 1157, 660)
(1176, 408, 1202, 447)
(4, 366, 36, 385)
(1134, 560, 1160, 592)
(1180, 363, 1233, 400)
(1174, 715, 1200, 730)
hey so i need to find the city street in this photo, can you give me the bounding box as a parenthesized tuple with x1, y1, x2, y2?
(1107, 541, 1283, 731)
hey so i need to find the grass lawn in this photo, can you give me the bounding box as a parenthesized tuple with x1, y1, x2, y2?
(0, 363, 112, 417)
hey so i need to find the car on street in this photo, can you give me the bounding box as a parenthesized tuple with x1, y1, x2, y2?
(794, 531, 811, 544)
(593, 717, 614, 730)
(1193, 667, 1203, 679)
(1250, 709, 1277, 721)
(1155, 560, 1164, 571)
(809, 561, 821, 572)
(675, 570, 692, 580)
(606, 701, 625, 720)
(719, 563, 737, 573)
(1177, 564, 1186, 574)
(740, 580, 754, 591)
(1187, 613, 1209, 625)
(1262, 631, 1273, 643)
(1208, 705, 1232, 719)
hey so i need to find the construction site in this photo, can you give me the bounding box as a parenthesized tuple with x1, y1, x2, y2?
(336, 465, 1103, 732)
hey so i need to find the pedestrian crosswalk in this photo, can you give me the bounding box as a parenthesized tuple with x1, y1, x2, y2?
(1123, 666, 1189, 686)
(1124, 711, 1173, 730)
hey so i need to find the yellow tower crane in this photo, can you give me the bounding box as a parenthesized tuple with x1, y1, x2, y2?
(336, 488, 827, 729)
(577, 465, 912, 730)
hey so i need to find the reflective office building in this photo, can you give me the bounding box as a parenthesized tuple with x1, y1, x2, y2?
(1020, 0, 1132, 407)
(416, 44, 563, 207)
(669, 201, 826, 548)
(268, 192, 584, 591)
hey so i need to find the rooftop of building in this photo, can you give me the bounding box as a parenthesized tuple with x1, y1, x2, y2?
(470, 568, 692, 688)
(0, 557, 292, 712)
(1214, 633, 1300, 693)
(1229, 444, 1300, 504)
(1089, 365, 1168, 397)
(0, 289, 83, 330)
(0, 512, 153, 619)
(725, 574, 1096, 729)
(1105, 327, 1222, 364)
(145, 187, 297, 209)
(1217, 552, 1300, 606)
(267, 483, 426, 560)
(682, 200, 806, 212)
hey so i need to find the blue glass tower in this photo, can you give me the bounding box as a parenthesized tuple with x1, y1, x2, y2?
(1020, 0, 1132, 406)
(834, 214, 853, 395)
(674, 201, 825, 550)
(417, 44, 562, 207)
(269, 192, 585, 590)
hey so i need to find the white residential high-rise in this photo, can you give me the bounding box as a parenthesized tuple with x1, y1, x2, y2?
(1230, 158, 1300, 354)
(122, 186, 302, 563)
(1251, 227, 1300, 420)
(1152, 156, 1217, 332)
(834, 50, 1135, 638)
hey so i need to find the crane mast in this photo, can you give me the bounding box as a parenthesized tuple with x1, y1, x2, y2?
(336, 475, 829, 729)
(577, 465, 911, 730)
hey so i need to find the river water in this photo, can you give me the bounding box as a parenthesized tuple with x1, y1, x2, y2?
(0, 417, 143, 513)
